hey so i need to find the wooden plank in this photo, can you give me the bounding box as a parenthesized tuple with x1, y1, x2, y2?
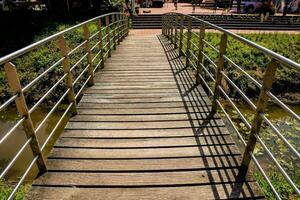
(47, 155, 242, 171)
(27, 183, 264, 200)
(61, 126, 230, 138)
(33, 169, 254, 186)
(65, 120, 225, 130)
(49, 145, 240, 159)
(70, 113, 218, 122)
(76, 107, 214, 115)
(55, 135, 235, 148)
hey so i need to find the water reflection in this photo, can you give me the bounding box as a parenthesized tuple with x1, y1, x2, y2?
(0, 106, 68, 180)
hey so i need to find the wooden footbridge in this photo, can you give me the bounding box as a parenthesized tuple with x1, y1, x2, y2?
(0, 13, 299, 200)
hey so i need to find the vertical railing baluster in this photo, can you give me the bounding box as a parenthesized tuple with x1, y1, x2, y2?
(116, 14, 121, 45)
(240, 59, 278, 178)
(186, 18, 192, 68)
(4, 62, 47, 174)
(212, 33, 227, 112)
(179, 15, 184, 56)
(105, 15, 111, 58)
(112, 14, 117, 50)
(120, 15, 124, 42)
(170, 13, 174, 44)
(174, 14, 178, 49)
(83, 23, 95, 86)
(58, 35, 78, 115)
(196, 24, 205, 84)
(97, 18, 105, 69)
(162, 15, 165, 35)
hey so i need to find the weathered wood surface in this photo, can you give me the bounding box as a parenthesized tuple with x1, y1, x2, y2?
(27, 34, 263, 199)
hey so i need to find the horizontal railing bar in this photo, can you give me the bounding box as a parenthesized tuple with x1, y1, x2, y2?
(203, 39, 219, 53)
(168, 12, 300, 71)
(0, 117, 25, 144)
(35, 88, 70, 134)
(202, 52, 218, 70)
(220, 70, 257, 110)
(0, 94, 17, 112)
(260, 113, 300, 159)
(199, 63, 216, 81)
(89, 31, 100, 40)
(72, 64, 90, 86)
(7, 156, 38, 200)
(0, 137, 32, 179)
(75, 75, 91, 99)
(266, 91, 300, 122)
(28, 74, 67, 114)
(22, 57, 65, 92)
(91, 40, 101, 52)
(197, 73, 214, 95)
(0, 12, 123, 65)
(92, 49, 102, 63)
(70, 52, 88, 71)
(93, 58, 103, 73)
(68, 40, 87, 56)
(255, 134, 300, 195)
(217, 100, 247, 146)
(41, 102, 73, 151)
(223, 55, 262, 88)
(250, 152, 282, 200)
(218, 85, 252, 129)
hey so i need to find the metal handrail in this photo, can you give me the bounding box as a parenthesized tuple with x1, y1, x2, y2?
(162, 12, 300, 199)
(0, 12, 129, 200)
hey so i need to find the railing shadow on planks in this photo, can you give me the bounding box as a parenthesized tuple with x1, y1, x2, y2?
(0, 12, 129, 200)
(162, 12, 300, 200)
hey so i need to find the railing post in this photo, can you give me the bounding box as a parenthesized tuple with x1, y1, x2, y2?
(58, 35, 78, 115)
(186, 18, 192, 68)
(112, 14, 117, 50)
(167, 14, 170, 39)
(4, 62, 47, 174)
(120, 15, 125, 41)
(162, 15, 165, 35)
(97, 18, 105, 69)
(170, 13, 174, 44)
(105, 15, 111, 58)
(196, 25, 206, 84)
(239, 59, 278, 178)
(211, 33, 227, 112)
(174, 14, 178, 49)
(116, 14, 121, 45)
(179, 15, 184, 56)
(83, 24, 95, 86)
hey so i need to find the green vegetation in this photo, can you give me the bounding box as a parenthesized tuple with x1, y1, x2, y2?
(185, 32, 300, 103)
(0, 19, 109, 104)
(0, 179, 29, 200)
(219, 103, 300, 199)
(181, 32, 300, 199)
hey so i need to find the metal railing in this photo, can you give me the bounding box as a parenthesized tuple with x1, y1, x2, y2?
(0, 12, 129, 200)
(162, 12, 300, 199)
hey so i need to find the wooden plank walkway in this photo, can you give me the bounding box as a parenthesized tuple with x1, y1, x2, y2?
(26, 33, 263, 199)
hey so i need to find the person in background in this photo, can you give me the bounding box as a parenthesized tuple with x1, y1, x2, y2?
(174, 0, 178, 10)
(192, 0, 197, 13)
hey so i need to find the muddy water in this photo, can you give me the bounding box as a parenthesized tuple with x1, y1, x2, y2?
(0, 106, 69, 180)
